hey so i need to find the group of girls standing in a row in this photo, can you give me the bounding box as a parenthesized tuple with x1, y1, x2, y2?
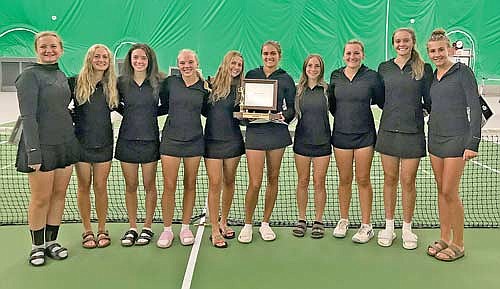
(16, 27, 481, 267)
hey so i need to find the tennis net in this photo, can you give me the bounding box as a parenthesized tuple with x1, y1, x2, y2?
(1, 127, 499, 228)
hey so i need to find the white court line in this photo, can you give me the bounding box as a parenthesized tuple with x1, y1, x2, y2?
(470, 160, 500, 174)
(181, 201, 207, 289)
(0, 141, 7, 144)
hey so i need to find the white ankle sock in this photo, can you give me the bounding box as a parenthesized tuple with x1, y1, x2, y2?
(243, 224, 252, 230)
(32, 244, 45, 250)
(181, 224, 190, 231)
(402, 221, 412, 231)
(261, 222, 270, 227)
(385, 219, 395, 231)
(164, 226, 172, 232)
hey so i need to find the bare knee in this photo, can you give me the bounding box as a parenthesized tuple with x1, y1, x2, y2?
(384, 172, 398, 187)
(248, 179, 262, 194)
(209, 182, 222, 193)
(78, 181, 91, 194)
(400, 176, 416, 192)
(223, 175, 236, 188)
(356, 176, 372, 189)
(93, 181, 108, 195)
(143, 180, 157, 194)
(125, 182, 138, 194)
(183, 181, 196, 194)
(297, 175, 310, 190)
(209, 175, 222, 191)
(266, 169, 280, 187)
(163, 179, 176, 193)
(313, 178, 325, 192)
(441, 190, 459, 203)
(338, 174, 353, 187)
(30, 193, 51, 209)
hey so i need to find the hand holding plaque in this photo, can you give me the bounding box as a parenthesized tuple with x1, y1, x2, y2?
(233, 79, 281, 120)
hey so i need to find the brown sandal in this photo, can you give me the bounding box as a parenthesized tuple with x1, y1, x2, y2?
(96, 230, 111, 248)
(82, 231, 97, 249)
(427, 240, 448, 256)
(435, 244, 465, 262)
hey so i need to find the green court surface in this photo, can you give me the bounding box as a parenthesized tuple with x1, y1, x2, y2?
(0, 224, 499, 289)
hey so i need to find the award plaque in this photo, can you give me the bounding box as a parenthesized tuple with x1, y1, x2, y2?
(233, 79, 280, 120)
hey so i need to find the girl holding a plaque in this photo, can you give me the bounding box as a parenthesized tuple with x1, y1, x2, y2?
(204, 51, 246, 248)
(375, 28, 433, 249)
(115, 44, 163, 247)
(238, 40, 296, 243)
(16, 31, 80, 266)
(425, 29, 481, 262)
(329, 40, 384, 244)
(69, 44, 119, 249)
(292, 54, 331, 239)
(157, 49, 210, 248)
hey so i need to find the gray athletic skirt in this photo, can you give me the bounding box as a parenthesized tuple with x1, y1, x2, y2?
(428, 134, 467, 158)
(245, 123, 292, 151)
(375, 129, 426, 158)
(205, 139, 245, 159)
(16, 136, 80, 173)
(293, 142, 331, 157)
(79, 144, 113, 163)
(115, 138, 160, 163)
(160, 136, 205, 157)
(331, 130, 376, 149)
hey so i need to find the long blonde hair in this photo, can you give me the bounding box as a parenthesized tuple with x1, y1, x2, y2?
(295, 54, 328, 119)
(393, 28, 425, 80)
(76, 44, 118, 108)
(210, 51, 244, 103)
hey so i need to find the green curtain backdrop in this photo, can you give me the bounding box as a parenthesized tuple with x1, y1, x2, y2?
(1, 0, 499, 80)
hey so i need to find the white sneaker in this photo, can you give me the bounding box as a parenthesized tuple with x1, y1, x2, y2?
(352, 224, 374, 244)
(377, 228, 396, 247)
(259, 224, 276, 241)
(402, 229, 418, 250)
(238, 225, 253, 244)
(333, 219, 349, 238)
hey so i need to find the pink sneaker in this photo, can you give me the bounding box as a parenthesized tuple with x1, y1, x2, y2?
(179, 229, 194, 246)
(156, 230, 174, 248)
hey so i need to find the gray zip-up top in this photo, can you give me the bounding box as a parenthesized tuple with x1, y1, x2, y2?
(15, 63, 75, 165)
(116, 76, 160, 141)
(328, 65, 384, 134)
(378, 59, 433, 133)
(69, 77, 113, 148)
(429, 62, 481, 151)
(204, 84, 243, 142)
(159, 75, 209, 142)
(295, 85, 331, 145)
